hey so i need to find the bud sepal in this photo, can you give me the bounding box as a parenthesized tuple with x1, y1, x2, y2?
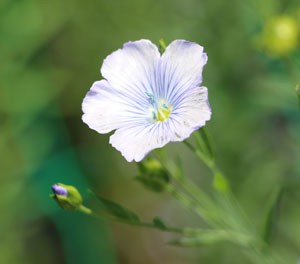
(136, 158, 170, 192)
(51, 183, 83, 211)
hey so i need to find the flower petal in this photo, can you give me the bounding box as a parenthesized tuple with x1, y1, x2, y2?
(101, 39, 161, 102)
(109, 123, 172, 162)
(82, 39, 211, 163)
(159, 40, 207, 103)
(82, 80, 148, 134)
(168, 86, 211, 141)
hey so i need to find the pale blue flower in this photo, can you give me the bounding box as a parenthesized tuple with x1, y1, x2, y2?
(82, 39, 211, 162)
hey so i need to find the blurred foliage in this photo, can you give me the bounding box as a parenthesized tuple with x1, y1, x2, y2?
(0, 0, 300, 263)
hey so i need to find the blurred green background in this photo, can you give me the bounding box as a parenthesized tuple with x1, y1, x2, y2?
(1, 0, 300, 263)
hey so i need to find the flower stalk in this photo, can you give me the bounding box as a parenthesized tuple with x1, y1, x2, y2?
(52, 36, 293, 263)
(178, 130, 285, 264)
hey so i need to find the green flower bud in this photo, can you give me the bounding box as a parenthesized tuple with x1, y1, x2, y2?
(51, 183, 83, 211)
(136, 158, 170, 192)
(261, 15, 299, 56)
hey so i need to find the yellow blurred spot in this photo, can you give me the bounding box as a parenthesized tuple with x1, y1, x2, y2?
(262, 15, 299, 56)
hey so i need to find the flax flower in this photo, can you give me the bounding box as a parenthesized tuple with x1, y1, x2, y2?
(82, 39, 211, 162)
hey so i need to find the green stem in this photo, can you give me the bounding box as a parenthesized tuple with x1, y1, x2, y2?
(177, 176, 216, 208)
(121, 219, 183, 234)
(165, 184, 223, 228)
(195, 128, 214, 159)
(154, 148, 226, 227)
(183, 136, 285, 264)
(184, 140, 214, 169)
(78, 205, 93, 215)
(184, 138, 253, 232)
(183, 140, 223, 179)
(77, 203, 192, 235)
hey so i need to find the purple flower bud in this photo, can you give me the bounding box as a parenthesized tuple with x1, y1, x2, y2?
(52, 184, 68, 196)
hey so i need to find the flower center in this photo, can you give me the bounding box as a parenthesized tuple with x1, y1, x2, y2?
(146, 92, 172, 122)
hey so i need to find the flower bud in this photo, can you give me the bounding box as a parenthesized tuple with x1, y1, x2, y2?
(136, 158, 170, 192)
(52, 184, 68, 196)
(261, 15, 299, 56)
(51, 183, 83, 211)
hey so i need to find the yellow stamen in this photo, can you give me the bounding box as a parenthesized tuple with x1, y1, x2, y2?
(157, 107, 171, 122)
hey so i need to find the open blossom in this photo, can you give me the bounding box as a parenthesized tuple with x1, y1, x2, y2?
(82, 39, 211, 162)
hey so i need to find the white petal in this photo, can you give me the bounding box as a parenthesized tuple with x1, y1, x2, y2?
(168, 86, 211, 141)
(101, 39, 161, 102)
(109, 123, 171, 162)
(83, 39, 211, 163)
(82, 80, 148, 134)
(159, 40, 207, 103)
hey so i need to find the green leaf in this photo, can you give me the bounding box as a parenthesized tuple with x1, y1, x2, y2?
(94, 194, 140, 224)
(194, 127, 214, 161)
(169, 236, 215, 247)
(199, 127, 214, 159)
(158, 39, 167, 54)
(152, 217, 168, 230)
(169, 230, 253, 247)
(260, 186, 283, 244)
(173, 155, 185, 180)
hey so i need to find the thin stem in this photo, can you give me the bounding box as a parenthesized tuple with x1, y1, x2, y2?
(154, 148, 226, 227)
(183, 140, 216, 171)
(78, 205, 93, 215)
(184, 138, 252, 232)
(183, 135, 285, 264)
(165, 184, 224, 228)
(195, 128, 214, 160)
(121, 219, 183, 234)
(78, 203, 190, 235)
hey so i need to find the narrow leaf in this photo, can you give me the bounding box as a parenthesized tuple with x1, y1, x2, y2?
(172, 155, 185, 180)
(260, 186, 283, 244)
(199, 127, 214, 159)
(169, 230, 253, 247)
(94, 194, 140, 223)
(158, 39, 167, 54)
(152, 217, 168, 230)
